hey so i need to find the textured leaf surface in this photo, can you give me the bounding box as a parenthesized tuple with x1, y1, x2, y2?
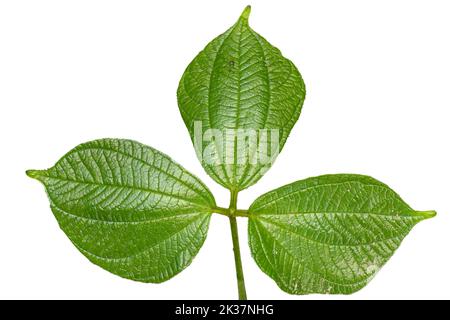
(248, 174, 435, 294)
(177, 6, 306, 190)
(27, 139, 215, 283)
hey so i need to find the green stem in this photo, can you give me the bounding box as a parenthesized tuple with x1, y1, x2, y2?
(228, 190, 247, 300)
(214, 206, 249, 217)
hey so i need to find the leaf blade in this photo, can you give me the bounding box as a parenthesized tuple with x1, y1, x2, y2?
(28, 138, 215, 283)
(177, 7, 306, 190)
(248, 174, 434, 294)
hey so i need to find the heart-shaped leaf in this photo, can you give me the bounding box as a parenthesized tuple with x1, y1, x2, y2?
(177, 6, 306, 190)
(248, 174, 435, 294)
(27, 139, 215, 283)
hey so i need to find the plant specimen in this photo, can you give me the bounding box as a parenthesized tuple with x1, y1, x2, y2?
(27, 6, 435, 299)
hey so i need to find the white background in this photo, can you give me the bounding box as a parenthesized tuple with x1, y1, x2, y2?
(1, 0, 449, 300)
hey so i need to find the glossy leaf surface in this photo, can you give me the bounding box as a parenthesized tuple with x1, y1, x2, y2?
(177, 6, 306, 190)
(27, 139, 215, 283)
(248, 174, 435, 294)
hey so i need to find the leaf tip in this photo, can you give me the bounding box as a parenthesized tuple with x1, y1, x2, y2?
(416, 210, 437, 219)
(26, 169, 45, 180)
(240, 5, 252, 21)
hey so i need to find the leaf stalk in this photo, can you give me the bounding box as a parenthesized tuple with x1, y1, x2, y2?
(228, 189, 247, 300)
(213, 206, 249, 217)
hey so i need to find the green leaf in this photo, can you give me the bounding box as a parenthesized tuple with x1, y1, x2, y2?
(27, 139, 216, 283)
(177, 6, 306, 191)
(248, 174, 435, 294)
